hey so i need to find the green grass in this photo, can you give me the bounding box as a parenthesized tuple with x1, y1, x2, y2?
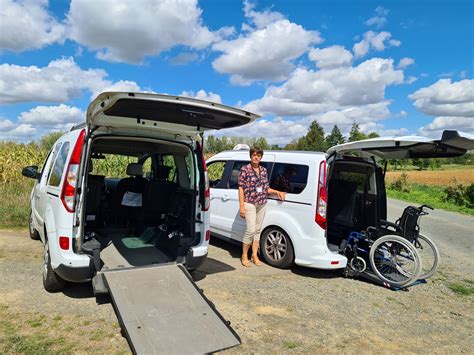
(0, 181, 34, 229)
(448, 283, 474, 296)
(283, 340, 302, 349)
(387, 184, 474, 216)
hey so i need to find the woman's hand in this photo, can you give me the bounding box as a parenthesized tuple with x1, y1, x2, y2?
(239, 207, 246, 219)
(276, 191, 286, 201)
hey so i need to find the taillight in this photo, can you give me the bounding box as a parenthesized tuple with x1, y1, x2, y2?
(59, 236, 70, 250)
(205, 230, 211, 241)
(315, 160, 327, 230)
(198, 142, 210, 212)
(61, 129, 85, 213)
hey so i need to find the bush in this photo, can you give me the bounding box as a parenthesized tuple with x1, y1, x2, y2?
(466, 184, 474, 208)
(444, 180, 474, 208)
(390, 173, 410, 192)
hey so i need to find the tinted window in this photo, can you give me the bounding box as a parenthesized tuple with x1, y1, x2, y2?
(228, 160, 271, 189)
(48, 142, 70, 187)
(162, 155, 177, 182)
(270, 163, 309, 194)
(207, 161, 227, 188)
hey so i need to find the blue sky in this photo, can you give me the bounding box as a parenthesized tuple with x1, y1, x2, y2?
(0, 0, 472, 144)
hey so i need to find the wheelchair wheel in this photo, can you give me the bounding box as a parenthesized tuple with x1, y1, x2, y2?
(413, 234, 440, 279)
(369, 235, 422, 288)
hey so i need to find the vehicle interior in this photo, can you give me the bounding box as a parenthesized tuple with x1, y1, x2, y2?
(82, 136, 198, 270)
(326, 157, 379, 250)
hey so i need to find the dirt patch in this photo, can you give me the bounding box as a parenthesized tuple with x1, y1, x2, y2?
(0, 230, 473, 353)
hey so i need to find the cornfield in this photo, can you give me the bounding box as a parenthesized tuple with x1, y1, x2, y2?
(0, 142, 47, 184)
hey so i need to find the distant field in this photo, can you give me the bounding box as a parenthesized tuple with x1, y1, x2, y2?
(386, 168, 474, 186)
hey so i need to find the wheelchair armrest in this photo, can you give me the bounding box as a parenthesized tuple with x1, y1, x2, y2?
(379, 220, 402, 233)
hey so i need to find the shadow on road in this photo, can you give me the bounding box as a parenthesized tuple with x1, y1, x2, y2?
(291, 265, 342, 279)
(192, 257, 236, 282)
(62, 282, 95, 299)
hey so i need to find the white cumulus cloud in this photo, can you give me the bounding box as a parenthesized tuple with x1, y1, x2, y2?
(397, 57, 415, 69)
(364, 6, 389, 28)
(212, 2, 322, 85)
(308, 46, 353, 69)
(0, 57, 141, 104)
(412, 79, 474, 137)
(353, 31, 401, 58)
(19, 104, 84, 127)
(66, 0, 221, 64)
(245, 58, 404, 117)
(180, 90, 222, 104)
(0, 0, 65, 52)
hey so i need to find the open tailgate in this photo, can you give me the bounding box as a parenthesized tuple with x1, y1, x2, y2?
(87, 92, 259, 138)
(326, 130, 474, 159)
(103, 264, 240, 354)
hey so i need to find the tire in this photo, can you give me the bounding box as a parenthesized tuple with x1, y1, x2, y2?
(413, 234, 440, 280)
(369, 235, 422, 288)
(42, 242, 66, 292)
(260, 227, 294, 269)
(28, 210, 40, 240)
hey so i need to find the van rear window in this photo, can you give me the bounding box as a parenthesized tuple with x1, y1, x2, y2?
(270, 163, 309, 194)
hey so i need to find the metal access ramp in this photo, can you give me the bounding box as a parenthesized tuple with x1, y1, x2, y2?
(103, 264, 240, 354)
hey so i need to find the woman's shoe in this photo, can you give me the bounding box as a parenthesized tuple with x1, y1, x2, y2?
(251, 256, 262, 266)
(241, 256, 251, 267)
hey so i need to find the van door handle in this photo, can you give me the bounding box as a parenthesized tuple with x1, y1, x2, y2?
(222, 195, 229, 202)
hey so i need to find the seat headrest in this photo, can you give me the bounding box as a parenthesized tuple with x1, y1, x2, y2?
(126, 163, 143, 177)
(156, 165, 171, 180)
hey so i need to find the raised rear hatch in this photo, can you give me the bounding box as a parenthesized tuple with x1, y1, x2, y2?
(327, 130, 474, 159)
(87, 92, 259, 139)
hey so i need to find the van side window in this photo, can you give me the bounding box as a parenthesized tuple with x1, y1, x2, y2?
(48, 142, 70, 187)
(142, 156, 153, 179)
(270, 163, 309, 194)
(228, 160, 271, 189)
(207, 161, 227, 188)
(162, 155, 177, 182)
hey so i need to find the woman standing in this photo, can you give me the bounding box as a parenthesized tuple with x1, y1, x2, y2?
(238, 147, 286, 267)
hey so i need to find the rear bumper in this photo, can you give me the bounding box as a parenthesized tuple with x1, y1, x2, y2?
(55, 259, 94, 282)
(294, 253, 347, 269)
(186, 249, 208, 271)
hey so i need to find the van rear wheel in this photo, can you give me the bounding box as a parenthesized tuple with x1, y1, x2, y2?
(260, 227, 294, 269)
(43, 242, 65, 292)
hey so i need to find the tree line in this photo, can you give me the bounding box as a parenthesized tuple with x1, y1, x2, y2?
(205, 120, 473, 170)
(205, 121, 376, 153)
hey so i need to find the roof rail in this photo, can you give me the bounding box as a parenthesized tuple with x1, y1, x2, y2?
(70, 122, 86, 131)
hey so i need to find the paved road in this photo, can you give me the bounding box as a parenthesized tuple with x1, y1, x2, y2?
(387, 198, 474, 276)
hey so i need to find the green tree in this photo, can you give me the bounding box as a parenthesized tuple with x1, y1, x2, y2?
(367, 132, 380, 139)
(348, 122, 367, 142)
(254, 137, 269, 150)
(297, 120, 326, 151)
(325, 125, 345, 148)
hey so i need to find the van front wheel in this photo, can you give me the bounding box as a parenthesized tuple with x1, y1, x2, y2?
(43, 242, 65, 292)
(260, 227, 294, 269)
(29, 210, 40, 240)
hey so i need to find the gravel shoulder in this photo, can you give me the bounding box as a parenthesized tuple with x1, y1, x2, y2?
(1, 221, 473, 353)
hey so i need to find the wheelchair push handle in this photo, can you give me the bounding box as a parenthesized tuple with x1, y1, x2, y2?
(419, 204, 434, 211)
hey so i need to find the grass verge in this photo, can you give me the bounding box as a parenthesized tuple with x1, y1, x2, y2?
(387, 184, 474, 216)
(0, 181, 33, 229)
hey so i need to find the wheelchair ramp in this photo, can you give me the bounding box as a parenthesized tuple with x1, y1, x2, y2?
(103, 264, 240, 354)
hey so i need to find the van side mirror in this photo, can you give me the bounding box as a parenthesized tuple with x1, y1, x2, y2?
(22, 165, 40, 180)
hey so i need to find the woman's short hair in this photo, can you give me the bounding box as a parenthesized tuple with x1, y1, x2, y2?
(250, 146, 263, 157)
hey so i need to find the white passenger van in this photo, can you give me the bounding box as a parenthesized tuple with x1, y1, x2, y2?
(21, 92, 259, 354)
(207, 131, 474, 270)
